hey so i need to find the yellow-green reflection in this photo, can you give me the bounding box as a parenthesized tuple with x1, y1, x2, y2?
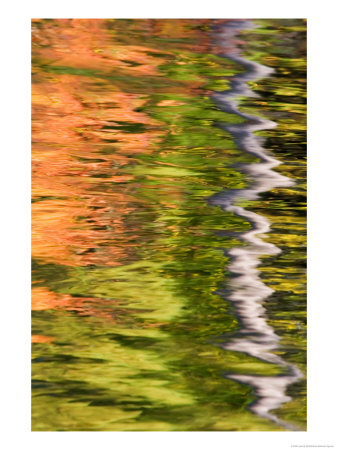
(32, 19, 306, 431)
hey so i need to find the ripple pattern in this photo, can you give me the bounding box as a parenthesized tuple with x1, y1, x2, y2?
(210, 20, 303, 430)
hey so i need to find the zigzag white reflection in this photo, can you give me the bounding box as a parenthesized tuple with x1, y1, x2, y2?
(210, 20, 302, 430)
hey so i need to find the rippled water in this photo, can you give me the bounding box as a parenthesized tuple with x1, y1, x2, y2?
(31, 19, 306, 431)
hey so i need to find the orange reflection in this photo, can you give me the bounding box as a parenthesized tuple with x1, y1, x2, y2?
(31, 19, 210, 294)
(31, 335, 55, 344)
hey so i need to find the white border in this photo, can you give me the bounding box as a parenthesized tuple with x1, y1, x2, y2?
(1, 1, 337, 449)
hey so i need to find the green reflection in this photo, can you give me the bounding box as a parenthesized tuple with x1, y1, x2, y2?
(31, 18, 306, 431)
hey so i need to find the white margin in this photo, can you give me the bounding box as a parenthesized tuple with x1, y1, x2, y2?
(1, 1, 337, 449)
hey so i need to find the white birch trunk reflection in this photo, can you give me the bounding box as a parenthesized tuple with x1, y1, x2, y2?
(210, 20, 302, 430)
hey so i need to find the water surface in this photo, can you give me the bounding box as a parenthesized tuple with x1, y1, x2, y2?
(31, 19, 306, 431)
